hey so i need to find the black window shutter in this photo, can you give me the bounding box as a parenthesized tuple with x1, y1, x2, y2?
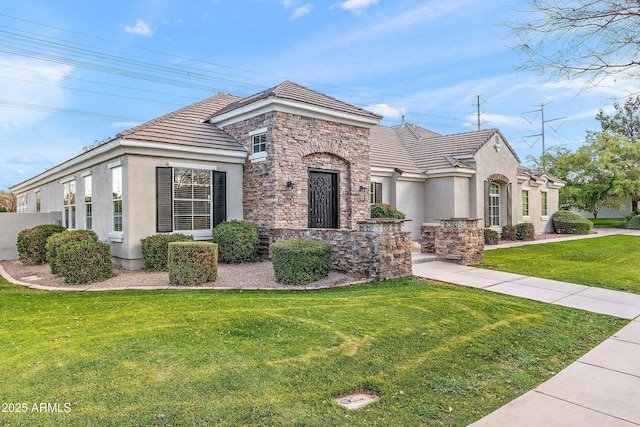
(213, 171, 226, 228)
(375, 182, 382, 204)
(484, 180, 490, 228)
(156, 167, 173, 232)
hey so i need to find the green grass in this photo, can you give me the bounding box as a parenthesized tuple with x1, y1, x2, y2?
(481, 235, 640, 293)
(0, 276, 625, 426)
(589, 217, 625, 228)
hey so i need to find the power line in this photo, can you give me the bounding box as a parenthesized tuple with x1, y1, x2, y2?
(0, 99, 144, 122)
(521, 102, 566, 171)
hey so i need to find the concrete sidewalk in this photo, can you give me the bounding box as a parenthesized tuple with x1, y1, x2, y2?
(412, 230, 640, 426)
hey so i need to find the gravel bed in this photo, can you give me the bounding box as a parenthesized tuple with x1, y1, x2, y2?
(0, 259, 362, 291)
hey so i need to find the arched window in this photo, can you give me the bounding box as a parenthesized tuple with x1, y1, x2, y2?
(489, 183, 500, 227)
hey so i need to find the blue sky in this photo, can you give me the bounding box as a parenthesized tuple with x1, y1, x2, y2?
(1, 0, 638, 190)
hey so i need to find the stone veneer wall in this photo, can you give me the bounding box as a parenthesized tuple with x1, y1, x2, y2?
(222, 111, 371, 251)
(420, 223, 439, 254)
(269, 220, 412, 281)
(435, 218, 484, 265)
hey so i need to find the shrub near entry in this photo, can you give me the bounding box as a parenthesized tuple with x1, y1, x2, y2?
(484, 229, 499, 245)
(211, 220, 259, 263)
(16, 224, 66, 265)
(515, 223, 535, 241)
(271, 239, 331, 285)
(501, 225, 516, 241)
(140, 233, 194, 271)
(168, 242, 218, 286)
(370, 203, 406, 219)
(46, 229, 98, 274)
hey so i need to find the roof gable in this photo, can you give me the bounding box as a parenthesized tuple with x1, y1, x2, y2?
(209, 81, 381, 127)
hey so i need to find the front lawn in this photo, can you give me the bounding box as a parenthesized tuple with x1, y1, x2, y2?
(481, 235, 640, 293)
(589, 218, 625, 228)
(0, 276, 624, 426)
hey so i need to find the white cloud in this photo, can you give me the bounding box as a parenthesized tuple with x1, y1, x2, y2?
(124, 19, 154, 36)
(290, 3, 313, 20)
(365, 103, 405, 119)
(338, 0, 379, 14)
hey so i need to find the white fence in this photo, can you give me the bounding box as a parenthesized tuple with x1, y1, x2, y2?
(0, 212, 62, 261)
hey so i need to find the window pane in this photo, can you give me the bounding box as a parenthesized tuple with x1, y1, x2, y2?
(112, 168, 122, 200)
(174, 200, 192, 215)
(174, 216, 193, 231)
(193, 216, 211, 230)
(192, 201, 210, 216)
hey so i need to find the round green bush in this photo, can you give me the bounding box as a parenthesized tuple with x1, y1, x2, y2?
(270, 239, 331, 285)
(16, 224, 66, 265)
(501, 225, 516, 241)
(168, 242, 218, 286)
(211, 220, 259, 263)
(140, 233, 194, 271)
(46, 230, 98, 274)
(624, 209, 640, 224)
(627, 214, 640, 230)
(484, 229, 499, 245)
(56, 240, 114, 285)
(370, 203, 406, 219)
(552, 210, 593, 235)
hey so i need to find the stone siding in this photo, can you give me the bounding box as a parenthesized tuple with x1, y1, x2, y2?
(223, 111, 371, 250)
(420, 223, 438, 253)
(269, 221, 411, 280)
(435, 218, 484, 265)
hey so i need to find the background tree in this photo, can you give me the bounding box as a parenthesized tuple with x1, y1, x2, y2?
(0, 191, 16, 212)
(509, 1, 640, 85)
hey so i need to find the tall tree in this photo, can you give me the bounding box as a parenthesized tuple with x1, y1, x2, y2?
(509, 1, 640, 85)
(0, 191, 16, 212)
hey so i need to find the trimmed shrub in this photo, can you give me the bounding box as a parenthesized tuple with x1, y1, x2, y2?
(501, 225, 516, 241)
(515, 223, 535, 241)
(624, 209, 640, 224)
(140, 233, 194, 271)
(56, 240, 115, 284)
(271, 239, 332, 285)
(552, 210, 593, 235)
(16, 224, 66, 265)
(370, 203, 406, 219)
(211, 220, 259, 263)
(627, 215, 640, 230)
(484, 229, 499, 245)
(46, 230, 98, 274)
(168, 242, 218, 286)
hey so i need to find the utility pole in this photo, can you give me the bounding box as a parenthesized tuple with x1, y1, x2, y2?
(522, 103, 565, 172)
(473, 94, 485, 131)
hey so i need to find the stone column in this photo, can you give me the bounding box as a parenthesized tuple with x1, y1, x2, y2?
(420, 223, 439, 253)
(435, 218, 484, 265)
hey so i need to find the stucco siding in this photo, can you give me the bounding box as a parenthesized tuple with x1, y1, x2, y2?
(395, 179, 425, 239)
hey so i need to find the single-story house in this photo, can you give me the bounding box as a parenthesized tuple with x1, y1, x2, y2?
(11, 81, 563, 269)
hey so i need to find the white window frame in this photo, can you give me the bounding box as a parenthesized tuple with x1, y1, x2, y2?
(490, 183, 500, 227)
(172, 167, 213, 234)
(109, 163, 123, 242)
(248, 127, 268, 162)
(35, 190, 41, 213)
(17, 193, 28, 212)
(84, 174, 93, 230)
(522, 189, 530, 218)
(541, 191, 548, 218)
(63, 180, 76, 229)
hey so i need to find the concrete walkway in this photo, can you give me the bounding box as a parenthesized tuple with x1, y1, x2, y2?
(412, 229, 640, 426)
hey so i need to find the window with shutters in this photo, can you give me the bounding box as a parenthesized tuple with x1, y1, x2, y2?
(173, 168, 212, 231)
(370, 182, 382, 204)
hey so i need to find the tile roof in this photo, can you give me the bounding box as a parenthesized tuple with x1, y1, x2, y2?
(118, 93, 246, 151)
(370, 125, 521, 173)
(210, 80, 382, 121)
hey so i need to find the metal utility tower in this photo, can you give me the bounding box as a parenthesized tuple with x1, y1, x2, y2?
(522, 103, 565, 171)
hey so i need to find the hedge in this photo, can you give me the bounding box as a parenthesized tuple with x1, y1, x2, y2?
(211, 220, 259, 263)
(501, 225, 516, 241)
(627, 215, 640, 230)
(484, 229, 499, 245)
(515, 223, 535, 241)
(271, 239, 331, 285)
(56, 240, 114, 285)
(46, 229, 98, 274)
(552, 210, 593, 235)
(168, 242, 218, 286)
(370, 203, 406, 219)
(140, 233, 194, 271)
(16, 224, 66, 265)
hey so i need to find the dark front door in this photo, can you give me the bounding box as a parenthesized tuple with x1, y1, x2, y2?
(308, 171, 338, 228)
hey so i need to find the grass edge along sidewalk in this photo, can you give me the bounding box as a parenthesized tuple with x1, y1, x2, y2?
(480, 234, 640, 294)
(0, 275, 625, 426)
